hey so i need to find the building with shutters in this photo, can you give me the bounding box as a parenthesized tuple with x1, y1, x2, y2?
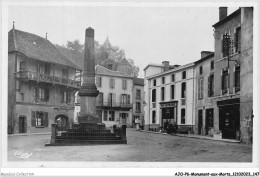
(194, 52, 216, 136)
(8, 26, 81, 134)
(75, 65, 133, 127)
(132, 78, 145, 127)
(210, 7, 253, 142)
(143, 61, 195, 132)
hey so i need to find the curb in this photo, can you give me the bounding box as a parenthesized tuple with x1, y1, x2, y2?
(140, 130, 240, 143)
(8, 132, 51, 137)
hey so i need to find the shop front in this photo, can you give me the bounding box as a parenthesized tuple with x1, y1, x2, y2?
(160, 101, 178, 131)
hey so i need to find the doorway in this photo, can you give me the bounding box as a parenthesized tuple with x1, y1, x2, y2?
(19, 116, 27, 133)
(218, 99, 240, 139)
(198, 110, 203, 135)
(205, 109, 214, 135)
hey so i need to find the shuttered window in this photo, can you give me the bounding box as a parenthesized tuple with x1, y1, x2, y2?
(234, 65, 240, 92)
(96, 76, 102, 87)
(109, 78, 115, 89)
(35, 87, 49, 102)
(208, 74, 214, 97)
(198, 78, 203, 99)
(122, 79, 127, 90)
(222, 69, 229, 95)
(61, 90, 71, 103)
(31, 111, 48, 127)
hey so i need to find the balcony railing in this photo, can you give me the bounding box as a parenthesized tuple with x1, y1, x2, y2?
(16, 71, 81, 89)
(96, 102, 132, 109)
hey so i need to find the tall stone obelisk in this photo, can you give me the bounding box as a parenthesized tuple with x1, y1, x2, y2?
(78, 27, 100, 125)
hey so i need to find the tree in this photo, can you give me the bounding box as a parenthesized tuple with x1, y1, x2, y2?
(66, 40, 84, 53)
(56, 39, 140, 77)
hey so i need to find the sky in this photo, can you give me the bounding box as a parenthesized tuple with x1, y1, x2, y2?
(8, 5, 238, 78)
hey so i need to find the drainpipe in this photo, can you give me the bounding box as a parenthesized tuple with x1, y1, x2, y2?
(192, 65, 195, 133)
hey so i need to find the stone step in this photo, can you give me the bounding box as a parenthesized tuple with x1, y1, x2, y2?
(67, 129, 111, 133)
(61, 132, 117, 137)
(46, 139, 126, 146)
(56, 136, 122, 140)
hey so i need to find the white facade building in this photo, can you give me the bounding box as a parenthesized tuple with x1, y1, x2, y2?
(75, 65, 133, 127)
(144, 61, 196, 133)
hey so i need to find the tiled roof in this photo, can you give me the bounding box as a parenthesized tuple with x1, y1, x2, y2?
(133, 78, 144, 86)
(8, 29, 81, 70)
(96, 65, 132, 78)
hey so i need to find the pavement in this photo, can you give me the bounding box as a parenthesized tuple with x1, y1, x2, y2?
(140, 130, 241, 143)
(7, 128, 252, 162)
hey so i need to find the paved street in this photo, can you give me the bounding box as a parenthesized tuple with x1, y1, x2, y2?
(8, 128, 252, 162)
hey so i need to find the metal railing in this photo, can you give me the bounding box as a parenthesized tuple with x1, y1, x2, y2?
(16, 71, 81, 88)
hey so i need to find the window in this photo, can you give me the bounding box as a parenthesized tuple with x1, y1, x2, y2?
(161, 87, 165, 101)
(171, 85, 175, 99)
(181, 82, 186, 98)
(35, 87, 49, 102)
(234, 65, 240, 92)
(109, 111, 115, 121)
(109, 78, 115, 89)
(152, 89, 156, 102)
(136, 102, 141, 113)
(104, 110, 108, 121)
(20, 62, 26, 71)
(121, 94, 127, 104)
(108, 93, 116, 106)
(198, 78, 203, 99)
(31, 111, 48, 127)
(235, 27, 241, 52)
(181, 109, 185, 124)
(136, 89, 141, 100)
(122, 79, 127, 90)
(20, 93, 24, 102)
(96, 76, 102, 87)
(152, 111, 156, 124)
(210, 61, 214, 70)
(153, 79, 156, 86)
(199, 66, 203, 75)
(182, 71, 186, 79)
(171, 74, 175, 82)
(208, 74, 214, 97)
(222, 69, 229, 95)
(222, 34, 229, 57)
(162, 77, 165, 84)
(61, 90, 71, 103)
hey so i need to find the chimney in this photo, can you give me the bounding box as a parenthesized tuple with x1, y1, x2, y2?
(162, 61, 170, 71)
(201, 51, 213, 59)
(219, 7, 228, 21)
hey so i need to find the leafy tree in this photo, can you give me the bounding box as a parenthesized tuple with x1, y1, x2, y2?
(56, 39, 139, 77)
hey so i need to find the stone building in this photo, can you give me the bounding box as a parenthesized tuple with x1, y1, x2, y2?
(8, 27, 81, 134)
(210, 7, 253, 141)
(143, 61, 195, 132)
(132, 78, 145, 127)
(194, 52, 215, 136)
(75, 65, 133, 127)
(240, 7, 253, 144)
